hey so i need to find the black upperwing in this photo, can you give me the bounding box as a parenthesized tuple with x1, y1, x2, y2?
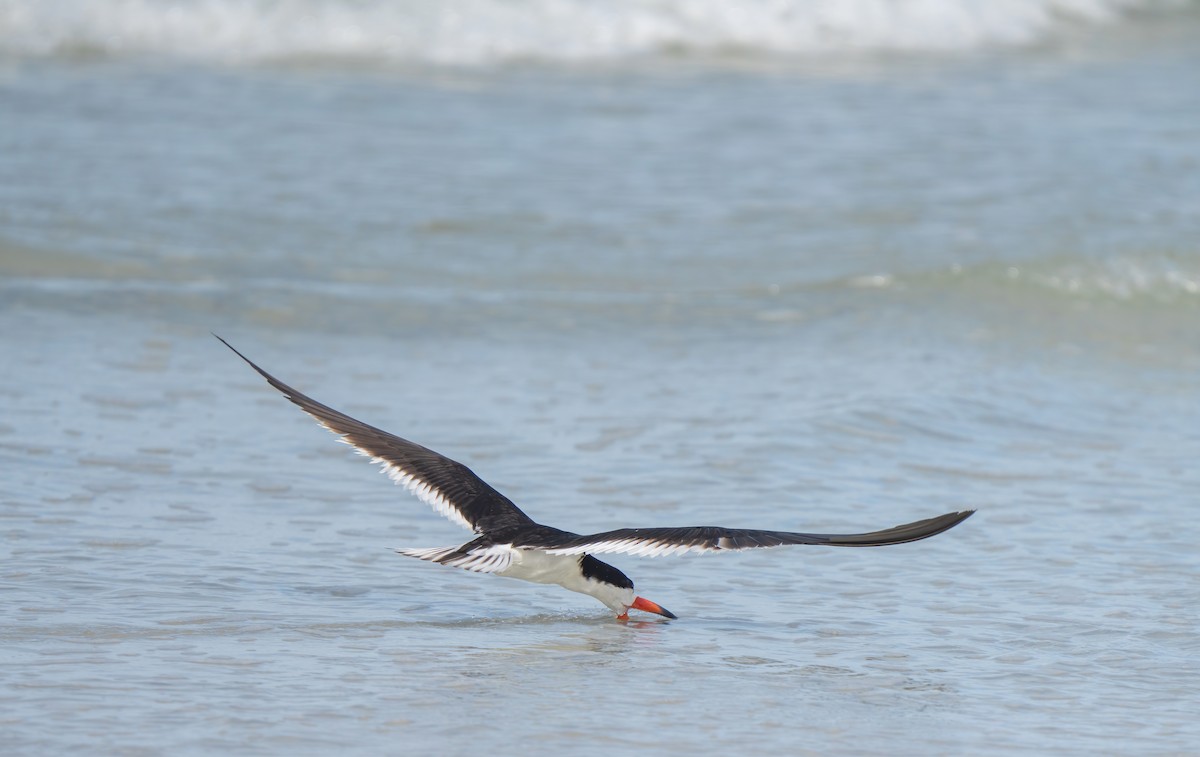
(542, 510, 974, 557)
(217, 336, 536, 534)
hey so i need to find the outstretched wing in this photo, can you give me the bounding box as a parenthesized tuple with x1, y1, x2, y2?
(218, 336, 536, 534)
(543, 510, 974, 557)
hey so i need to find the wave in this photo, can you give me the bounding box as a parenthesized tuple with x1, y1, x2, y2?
(5, 229, 1196, 310)
(0, 0, 1189, 66)
(1001, 256, 1200, 302)
(847, 254, 1200, 313)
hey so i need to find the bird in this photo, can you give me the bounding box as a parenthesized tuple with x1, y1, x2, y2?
(217, 336, 974, 620)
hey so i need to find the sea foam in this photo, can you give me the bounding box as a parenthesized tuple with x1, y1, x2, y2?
(0, 0, 1185, 65)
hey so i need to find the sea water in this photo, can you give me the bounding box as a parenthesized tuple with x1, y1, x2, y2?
(2, 1, 1199, 754)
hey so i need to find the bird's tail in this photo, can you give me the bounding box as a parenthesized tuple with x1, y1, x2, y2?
(396, 545, 464, 563)
(395, 544, 515, 573)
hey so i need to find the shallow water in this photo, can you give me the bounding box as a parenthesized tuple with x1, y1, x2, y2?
(3, 4, 1200, 755)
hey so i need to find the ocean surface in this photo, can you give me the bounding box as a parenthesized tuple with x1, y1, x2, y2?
(2, 1, 1200, 754)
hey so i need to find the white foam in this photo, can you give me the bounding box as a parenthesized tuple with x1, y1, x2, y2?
(1031, 257, 1200, 301)
(0, 0, 1182, 66)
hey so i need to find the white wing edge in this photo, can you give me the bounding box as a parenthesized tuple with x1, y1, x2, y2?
(546, 537, 734, 558)
(309, 426, 476, 532)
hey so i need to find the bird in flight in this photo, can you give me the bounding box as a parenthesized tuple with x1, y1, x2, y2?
(218, 336, 973, 620)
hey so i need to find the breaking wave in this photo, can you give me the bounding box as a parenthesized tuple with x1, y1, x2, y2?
(0, 0, 1189, 66)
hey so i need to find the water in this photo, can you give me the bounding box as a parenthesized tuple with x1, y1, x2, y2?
(3, 2, 1200, 754)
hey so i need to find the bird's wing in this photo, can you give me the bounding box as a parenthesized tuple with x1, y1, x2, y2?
(542, 510, 974, 557)
(218, 336, 536, 534)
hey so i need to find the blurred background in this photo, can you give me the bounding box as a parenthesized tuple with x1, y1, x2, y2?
(2, 1, 1199, 754)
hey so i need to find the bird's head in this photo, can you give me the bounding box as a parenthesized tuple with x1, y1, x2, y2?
(579, 555, 677, 620)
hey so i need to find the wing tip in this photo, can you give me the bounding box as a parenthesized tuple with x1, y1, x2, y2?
(214, 333, 279, 386)
(212, 332, 242, 361)
(830, 508, 976, 547)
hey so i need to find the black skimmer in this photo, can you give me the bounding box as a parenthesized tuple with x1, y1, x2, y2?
(218, 337, 974, 620)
